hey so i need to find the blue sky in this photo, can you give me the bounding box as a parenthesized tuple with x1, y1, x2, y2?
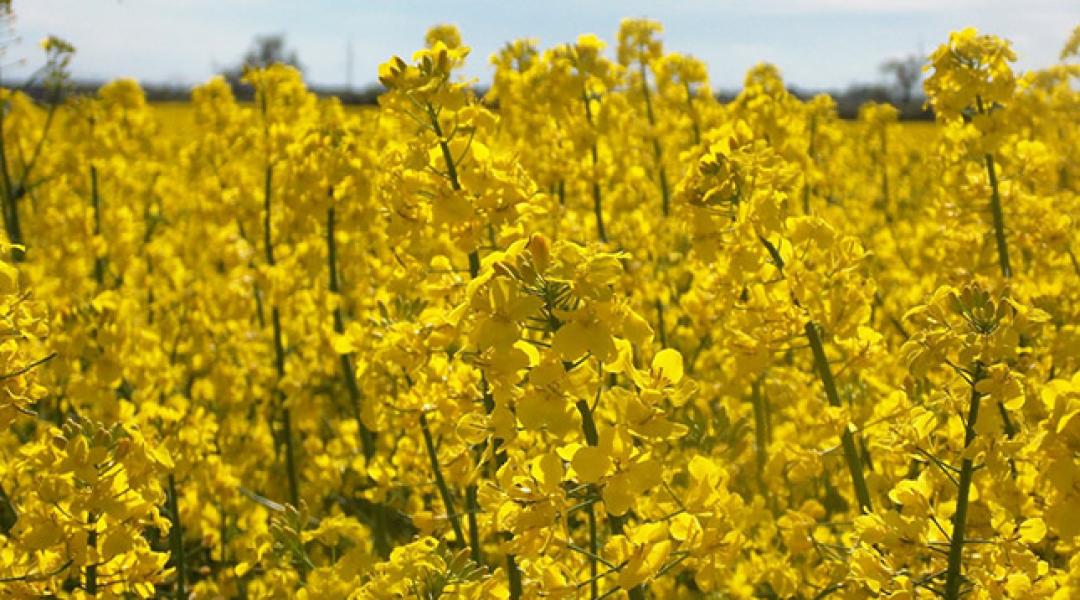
(6, 1, 1078, 91)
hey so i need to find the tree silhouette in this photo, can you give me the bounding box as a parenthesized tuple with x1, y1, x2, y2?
(222, 33, 302, 86)
(879, 54, 923, 107)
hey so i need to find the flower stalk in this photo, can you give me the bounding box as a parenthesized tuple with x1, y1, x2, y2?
(943, 363, 984, 600)
(805, 320, 873, 513)
(263, 164, 300, 508)
(166, 474, 187, 599)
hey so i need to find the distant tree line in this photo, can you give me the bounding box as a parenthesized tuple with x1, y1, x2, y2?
(19, 33, 932, 119)
(716, 54, 931, 120)
(19, 80, 386, 104)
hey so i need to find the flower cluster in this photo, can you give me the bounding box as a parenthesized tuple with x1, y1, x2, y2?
(0, 17, 1077, 600)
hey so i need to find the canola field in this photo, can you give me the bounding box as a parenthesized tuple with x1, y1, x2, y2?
(1, 20, 1079, 599)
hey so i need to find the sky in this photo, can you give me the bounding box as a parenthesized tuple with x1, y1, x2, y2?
(5, 1, 1078, 92)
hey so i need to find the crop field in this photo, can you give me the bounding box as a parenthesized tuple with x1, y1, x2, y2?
(0, 18, 1079, 600)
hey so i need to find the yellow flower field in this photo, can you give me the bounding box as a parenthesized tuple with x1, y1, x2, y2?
(1, 19, 1079, 599)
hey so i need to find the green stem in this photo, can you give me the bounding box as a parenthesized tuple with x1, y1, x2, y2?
(468, 251, 481, 280)
(507, 554, 523, 600)
(592, 176, 605, 243)
(639, 60, 669, 217)
(684, 82, 701, 146)
(577, 398, 601, 600)
(750, 380, 769, 499)
(281, 405, 300, 508)
(0, 105, 22, 261)
(997, 401, 1016, 439)
(655, 299, 667, 349)
(428, 106, 462, 192)
(880, 127, 892, 223)
(327, 204, 376, 459)
(976, 96, 1011, 279)
(167, 474, 187, 599)
(263, 164, 299, 508)
(432, 102, 506, 576)
(0, 483, 15, 536)
(219, 503, 228, 571)
(575, 398, 646, 600)
(86, 513, 98, 595)
(418, 412, 466, 545)
(985, 152, 1011, 278)
(575, 399, 600, 447)
(262, 165, 275, 266)
(465, 485, 482, 565)
(463, 248, 492, 567)
(438, 140, 460, 189)
(21, 95, 59, 188)
(943, 364, 984, 600)
(756, 238, 863, 513)
(803, 116, 817, 216)
(583, 92, 607, 243)
(588, 502, 599, 600)
(805, 321, 873, 513)
(91, 166, 104, 284)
